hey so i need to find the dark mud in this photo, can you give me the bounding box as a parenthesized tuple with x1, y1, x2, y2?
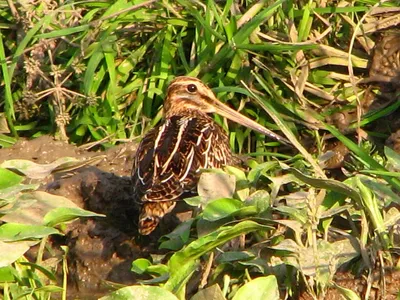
(0, 136, 182, 298)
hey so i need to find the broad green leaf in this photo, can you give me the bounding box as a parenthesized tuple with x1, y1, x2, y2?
(44, 207, 105, 227)
(332, 282, 361, 300)
(0, 183, 39, 201)
(138, 273, 170, 285)
(198, 172, 236, 204)
(0, 223, 59, 241)
(159, 219, 194, 250)
(100, 285, 178, 300)
(271, 238, 359, 282)
(274, 207, 308, 225)
(232, 276, 279, 300)
(274, 219, 304, 243)
(0, 156, 105, 179)
(216, 251, 255, 263)
(196, 217, 231, 237)
(247, 161, 277, 184)
(131, 258, 168, 277)
(225, 166, 249, 200)
(0, 240, 35, 267)
(225, 166, 247, 182)
(191, 284, 225, 300)
(269, 238, 300, 253)
(1, 191, 79, 225)
(203, 198, 244, 221)
(286, 166, 362, 204)
(239, 258, 269, 274)
(0, 168, 23, 189)
(268, 173, 300, 200)
(183, 196, 202, 207)
(355, 177, 390, 249)
(385, 146, 400, 170)
(360, 176, 400, 206)
(0, 266, 14, 282)
(165, 221, 271, 294)
(131, 258, 152, 275)
(245, 190, 271, 212)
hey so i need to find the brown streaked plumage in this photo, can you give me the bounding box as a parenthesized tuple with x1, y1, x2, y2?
(132, 76, 289, 235)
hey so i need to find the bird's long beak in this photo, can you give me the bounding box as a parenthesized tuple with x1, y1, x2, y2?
(210, 98, 291, 146)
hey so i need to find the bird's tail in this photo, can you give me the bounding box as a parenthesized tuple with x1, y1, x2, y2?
(138, 201, 176, 235)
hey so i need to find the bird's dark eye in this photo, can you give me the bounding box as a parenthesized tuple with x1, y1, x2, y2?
(187, 84, 197, 93)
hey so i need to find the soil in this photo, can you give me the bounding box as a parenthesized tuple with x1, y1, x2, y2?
(0, 136, 185, 299)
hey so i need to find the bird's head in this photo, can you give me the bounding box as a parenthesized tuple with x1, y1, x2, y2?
(163, 76, 290, 145)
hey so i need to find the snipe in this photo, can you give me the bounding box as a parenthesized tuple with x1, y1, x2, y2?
(132, 76, 289, 235)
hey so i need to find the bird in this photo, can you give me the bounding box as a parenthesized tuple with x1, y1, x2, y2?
(132, 76, 289, 235)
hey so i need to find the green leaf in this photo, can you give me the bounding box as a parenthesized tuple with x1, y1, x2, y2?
(0, 266, 15, 282)
(0, 157, 105, 180)
(159, 219, 194, 250)
(131, 258, 152, 275)
(270, 238, 359, 282)
(225, 166, 247, 182)
(360, 176, 400, 206)
(232, 276, 279, 300)
(216, 251, 255, 264)
(35, 24, 91, 38)
(0, 240, 34, 267)
(33, 285, 64, 293)
(198, 172, 236, 204)
(183, 196, 202, 207)
(0, 168, 23, 189)
(191, 284, 225, 300)
(131, 258, 168, 277)
(203, 198, 244, 221)
(84, 50, 105, 95)
(99, 285, 178, 300)
(248, 75, 325, 177)
(332, 282, 361, 300)
(0, 184, 39, 201)
(274, 207, 308, 225)
(324, 123, 400, 192)
(44, 207, 105, 227)
(165, 221, 270, 294)
(245, 190, 271, 213)
(19, 261, 57, 281)
(286, 166, 362, 204)
(355, 177, 390, 249)
(385, 146, 400, 170)
(0, 223, 59, 241)
(1, 191, 79, 225)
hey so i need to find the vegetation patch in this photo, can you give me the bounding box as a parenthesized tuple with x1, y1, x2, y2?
(1, 0, 400, 299)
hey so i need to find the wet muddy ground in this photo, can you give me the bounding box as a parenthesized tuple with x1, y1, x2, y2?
(0, 136, 184, 299)
(1, 135, 400, 299)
